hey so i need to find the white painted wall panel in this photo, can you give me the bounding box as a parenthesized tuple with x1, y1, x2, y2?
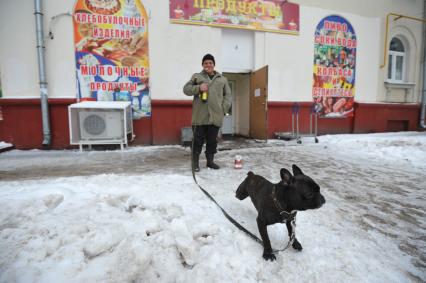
(0, 0, 39, 97)
(221, 28, 254, 73)
(0, 0, 423, 105)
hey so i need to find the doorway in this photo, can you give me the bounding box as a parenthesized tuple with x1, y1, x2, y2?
(221, 79, 236, 135)
(222, 67, 268, 140)
(221, 28, 268, 139)
(222, 73, 250, 136)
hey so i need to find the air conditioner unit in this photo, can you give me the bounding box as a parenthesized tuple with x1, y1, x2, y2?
(69, 101, 134, 150)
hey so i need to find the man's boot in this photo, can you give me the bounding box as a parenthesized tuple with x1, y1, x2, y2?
(206, 153, 220, 169)
(192, 152, 200, 172)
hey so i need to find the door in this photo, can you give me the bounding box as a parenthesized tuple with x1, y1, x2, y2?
(250, 65, 268, 140)
(221, 79, 235, 134)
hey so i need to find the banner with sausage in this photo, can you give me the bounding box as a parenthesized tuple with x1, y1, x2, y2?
(170, 0, 299, 35)
(312, 15, 356, 118)
(73, 0, 151, 119)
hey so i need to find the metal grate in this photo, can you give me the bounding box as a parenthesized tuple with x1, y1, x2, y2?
(83, 114, 106, 136)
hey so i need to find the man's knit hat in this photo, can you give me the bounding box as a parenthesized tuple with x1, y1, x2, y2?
(202, 54, 215, 65)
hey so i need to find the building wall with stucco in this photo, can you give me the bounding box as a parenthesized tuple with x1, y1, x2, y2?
(0, 0, 424, 149)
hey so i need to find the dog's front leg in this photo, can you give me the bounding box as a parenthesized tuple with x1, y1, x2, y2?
(257, 217, 276, 261)
(285, 220, 302, 251)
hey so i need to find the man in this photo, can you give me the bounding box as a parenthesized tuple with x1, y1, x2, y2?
(183, 54, 232, 171)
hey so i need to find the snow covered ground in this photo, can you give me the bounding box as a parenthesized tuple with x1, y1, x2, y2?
(0, 141, 12, 151)
(0, 132, 425, 283)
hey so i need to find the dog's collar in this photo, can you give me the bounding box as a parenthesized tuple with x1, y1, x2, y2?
(272, 185, 297, 222)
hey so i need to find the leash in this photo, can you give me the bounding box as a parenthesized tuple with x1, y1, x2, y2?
(190, 125, 296, 252)
(272, 185, 298, 222)
(274, 216, 296, 252)
(191, 171, 263, 245)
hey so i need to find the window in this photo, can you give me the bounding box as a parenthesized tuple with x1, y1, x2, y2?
(387, 37, 405, 82)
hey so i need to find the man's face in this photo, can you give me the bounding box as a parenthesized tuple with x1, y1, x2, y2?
(202, 60, 215, 75)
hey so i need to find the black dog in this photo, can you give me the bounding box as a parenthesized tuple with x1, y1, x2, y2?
(235, 164, 325, 261)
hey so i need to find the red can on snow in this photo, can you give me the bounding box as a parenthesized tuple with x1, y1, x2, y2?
(234, 155, 242, 169)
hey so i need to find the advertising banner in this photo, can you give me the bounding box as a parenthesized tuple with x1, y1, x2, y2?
(312, 15, 356, 118)
(73, 0, 150, 119)
(170, 0, 299, 34)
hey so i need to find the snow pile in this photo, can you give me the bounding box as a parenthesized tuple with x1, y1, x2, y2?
(316, 131, 426, 169)
(0, 132, 425, 282)
(0, 141, 12, 150)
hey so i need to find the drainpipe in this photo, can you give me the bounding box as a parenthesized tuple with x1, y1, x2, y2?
(34, 0, 51, 147)
(421, 0, 426, 128)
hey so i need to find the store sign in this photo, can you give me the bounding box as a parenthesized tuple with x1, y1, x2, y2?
(73, 0, 151, 118)
(312, 15, 356, 118)
(170, 0, 299, 34)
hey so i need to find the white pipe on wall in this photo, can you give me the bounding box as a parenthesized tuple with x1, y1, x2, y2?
(34, 0, 51, 146)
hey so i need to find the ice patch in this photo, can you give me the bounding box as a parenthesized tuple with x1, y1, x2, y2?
(83, 227, 125, 259)
(43, 194, 64, 209)
(171, 218, 197, 267)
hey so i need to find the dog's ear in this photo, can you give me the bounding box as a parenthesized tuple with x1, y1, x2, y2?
(280, 168, 293, 184)
(292, 164, 304, 176)
(247, 171, 254, 177)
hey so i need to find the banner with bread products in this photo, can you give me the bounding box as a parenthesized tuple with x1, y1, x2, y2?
(170, 0, 299, 35)
(312, 15, 356, 118)
(73, 0, 151, 119)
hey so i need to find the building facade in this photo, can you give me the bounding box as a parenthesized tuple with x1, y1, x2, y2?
(0, 0, 425, 149)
